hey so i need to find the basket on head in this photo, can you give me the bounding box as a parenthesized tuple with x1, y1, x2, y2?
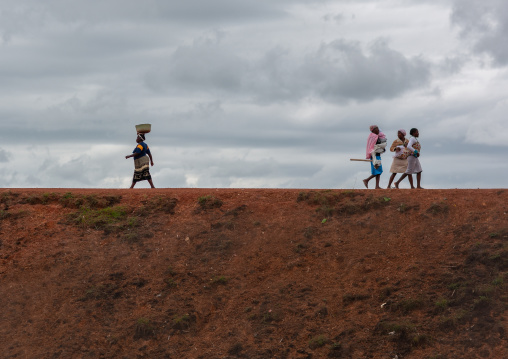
(135, 124, 151, 134)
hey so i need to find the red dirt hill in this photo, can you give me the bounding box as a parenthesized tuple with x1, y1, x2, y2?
(0, 188, 507, 359)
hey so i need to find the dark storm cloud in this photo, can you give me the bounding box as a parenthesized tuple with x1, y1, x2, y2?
(299, 39, 431, 102)
(146, 37, 431, 103)
(451, 0, 508, 65)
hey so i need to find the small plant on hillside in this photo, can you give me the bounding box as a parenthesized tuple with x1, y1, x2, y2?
(79, 283, 120, 301)
(294, 242, 309, 253)
(492, 276, 504, 286)
(439, 309, 469, 329)
(342, 293, 370, 305)
(328, 342, 343, 357)
(0, 210, 10, 220)
(68, 206, 128, 231)
(134, 318, 154, 339)
(172, 314, 193, 330)
(139, 196, 178, 215)
(308, 335, 329, 349)
(24, 192, 60, 205)
(427, 202, 449, 215)
(228, 343, 244, 356)
(164, 277, 177, 288)
(196, 195, 223, 212)
(393, 298, 425, 314)
(434, 298, 449, 312)
(211, 275, 228, 285)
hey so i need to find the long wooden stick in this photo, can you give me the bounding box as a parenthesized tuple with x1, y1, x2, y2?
(350, 158, 372, 162)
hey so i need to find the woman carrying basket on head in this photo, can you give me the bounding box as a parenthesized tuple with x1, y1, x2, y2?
(125, 133, 155, 189)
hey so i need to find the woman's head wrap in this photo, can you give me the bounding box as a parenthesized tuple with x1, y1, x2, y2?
(137, 133, 146, 141)
(370, 125, 378, 132)
(398, 129, 406, 136)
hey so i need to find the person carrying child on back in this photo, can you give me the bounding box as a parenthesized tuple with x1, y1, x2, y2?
(363, 125, 386, 189)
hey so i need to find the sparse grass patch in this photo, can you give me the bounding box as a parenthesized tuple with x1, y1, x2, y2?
(210, 275, 228, 285)
(138, 196, 178, 215)
(195, 195, 223, 212)
(68, 205, 128, 230)
(308, 334, 329, 349)
(134, 318, 154, 339)
(123, 230, 141, 244)
(328, 342, 343, 357)
(439, 309, 469, 329)
(434, 298, 449, 312)
(342, 293, 370, 305)
(228, 343, 243, 356)
(23, 192, 60, 205)
(164, 277, 177, 288)
(79, 283, 121, 301)
(472, 295, 490, 310)
(0, 210, 11, 220)
(0, 190, 19, 204)
(412, 333, 431, 347)
(392, 298, 425, 314)
(261, 309, 283, 324)
(172, 314, 193, 330)
(294, 241, 309, 253)
(492, 276, 504, 286)
(427, 202, 449, 215)
(379, 287, 394, 300)
(224, 204, 247, 217)
(303, 226, 318, 239)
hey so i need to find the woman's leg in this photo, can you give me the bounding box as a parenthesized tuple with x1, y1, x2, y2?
(394, 174, 408, 188)
(363, 175, 376, 188)
(148, 179, 155, 188)
(408, 175, 415, 189)
(416, 172, 423, 189)
(387, 173, 397, 189)
(375, 174, 381, 189)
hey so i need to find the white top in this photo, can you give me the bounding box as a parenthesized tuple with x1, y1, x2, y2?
(407, 137, 419, 152)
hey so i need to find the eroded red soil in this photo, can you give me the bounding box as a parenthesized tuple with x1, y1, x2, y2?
(0, 188, 507, 358)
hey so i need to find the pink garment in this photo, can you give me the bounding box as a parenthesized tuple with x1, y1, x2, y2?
(366, 133, 378, 159)
(366, 130, 386, 159)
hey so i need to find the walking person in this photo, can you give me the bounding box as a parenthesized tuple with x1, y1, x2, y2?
(387, 129, 409, 189)
(395, 128, 423, 189)
(125, 133, 155, 189)
(363, 125, 386, 189)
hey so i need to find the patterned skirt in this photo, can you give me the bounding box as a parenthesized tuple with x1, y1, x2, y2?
(133, 155, 151, 182)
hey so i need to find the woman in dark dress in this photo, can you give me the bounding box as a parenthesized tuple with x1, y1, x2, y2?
(125, 133, 155, 189)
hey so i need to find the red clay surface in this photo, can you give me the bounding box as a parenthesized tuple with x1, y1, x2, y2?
(0, 188, 507, 359)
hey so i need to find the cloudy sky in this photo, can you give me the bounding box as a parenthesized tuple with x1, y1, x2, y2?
(1, 0, 507, 189)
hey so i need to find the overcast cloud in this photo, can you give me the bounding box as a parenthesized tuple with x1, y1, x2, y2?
(0, 0, 507, 189)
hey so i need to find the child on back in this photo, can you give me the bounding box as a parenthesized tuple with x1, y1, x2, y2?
(366, 125, 387, 168)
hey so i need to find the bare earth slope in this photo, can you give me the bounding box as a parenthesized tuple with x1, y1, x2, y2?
(0, 188, 507, 359)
